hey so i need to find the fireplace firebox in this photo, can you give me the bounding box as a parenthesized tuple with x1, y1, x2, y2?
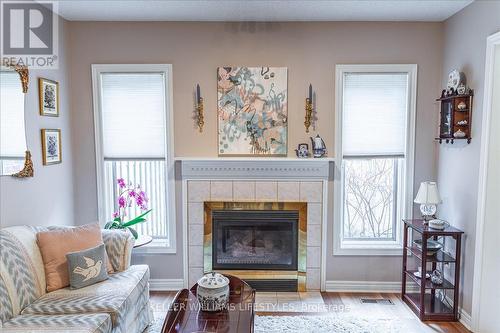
(212, 210, 299, 271)
(203, 202, 307, 292)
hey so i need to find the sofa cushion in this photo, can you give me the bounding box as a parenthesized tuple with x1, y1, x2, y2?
(37, 223, 114, 292)
(0, 226, 47, 322)
(22, 265, 150, 328)
(1, 313, 112, 333)
(67, 244, 109, 289)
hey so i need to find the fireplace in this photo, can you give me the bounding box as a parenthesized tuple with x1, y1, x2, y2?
(212, 210, 299, 270)
(204, 202, 307, 291)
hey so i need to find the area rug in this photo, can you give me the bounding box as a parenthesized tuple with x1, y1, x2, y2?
(254, 315, 404, 333)
(146, 314, 409, 333)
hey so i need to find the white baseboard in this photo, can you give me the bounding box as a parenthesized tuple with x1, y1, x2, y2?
(325, 280, 410, 293)
(149, 279, 184, 291)
(442, 293, 472, 331)
(459, 308, 472, 331)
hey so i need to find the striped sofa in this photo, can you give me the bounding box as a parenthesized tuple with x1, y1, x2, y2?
(0, 225, 153, 333)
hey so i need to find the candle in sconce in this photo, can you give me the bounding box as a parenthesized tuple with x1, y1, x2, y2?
(308, 84, 312, 101)
(196, 84, 201, 102)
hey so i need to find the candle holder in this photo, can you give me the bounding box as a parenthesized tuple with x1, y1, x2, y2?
(304, 97, 313, 133)
(196, 97, 204, 133)
(305, 84, 314, 133)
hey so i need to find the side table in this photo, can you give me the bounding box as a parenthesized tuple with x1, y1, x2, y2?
(401, 219, 464, 321)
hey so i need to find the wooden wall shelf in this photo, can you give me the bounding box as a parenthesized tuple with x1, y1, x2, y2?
(435, 137, 471, 144)
(436, 92, 473, 144)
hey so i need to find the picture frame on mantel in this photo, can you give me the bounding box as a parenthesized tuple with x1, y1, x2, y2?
(39, 78, 59, 116)
(217, 66, 288, 156)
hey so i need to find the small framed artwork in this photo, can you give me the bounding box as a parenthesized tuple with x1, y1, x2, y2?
(41, 129, 62, 165)
(39, 78, 59, 116)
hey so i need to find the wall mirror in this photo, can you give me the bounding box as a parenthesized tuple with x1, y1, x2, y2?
(0, 65, 33, 177)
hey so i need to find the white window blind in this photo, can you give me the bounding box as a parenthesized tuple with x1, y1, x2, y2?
(100, 73, 166, 159)
(342, 73, 409, 157)
(0, 72, 26, 157)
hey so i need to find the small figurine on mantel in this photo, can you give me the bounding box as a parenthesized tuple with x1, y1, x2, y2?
(310, 134, 327, 158)
(295, 143, 310, 158)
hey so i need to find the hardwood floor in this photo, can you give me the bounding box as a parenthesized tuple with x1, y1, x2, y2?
(321, 292, 470, 333)
(150, 291, 470, 333)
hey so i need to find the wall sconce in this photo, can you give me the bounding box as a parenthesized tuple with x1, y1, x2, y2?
(304, 83, 313, 133)
(195, 84, 204, 132)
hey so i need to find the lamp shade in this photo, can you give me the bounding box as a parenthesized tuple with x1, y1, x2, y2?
(414, 182, 442, 204)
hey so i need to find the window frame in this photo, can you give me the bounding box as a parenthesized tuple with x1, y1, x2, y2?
(333, 64, 417, 256)
(91, 64, 176, 254)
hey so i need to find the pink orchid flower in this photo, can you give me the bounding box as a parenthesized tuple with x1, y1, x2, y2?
(118, 196, 126, 208)
(117, 178, 126, 189)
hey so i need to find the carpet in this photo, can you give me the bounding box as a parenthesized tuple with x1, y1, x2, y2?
(254, 314, 404, 333)
(146, 313, 414, 333)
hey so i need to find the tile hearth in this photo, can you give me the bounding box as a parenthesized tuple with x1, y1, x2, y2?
(254, 292, 328, 312)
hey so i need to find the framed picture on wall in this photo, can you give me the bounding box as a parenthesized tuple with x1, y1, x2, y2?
(39, 78, 59, 116)
(41, 129, 62, 165)
(217, 66, 288, 156)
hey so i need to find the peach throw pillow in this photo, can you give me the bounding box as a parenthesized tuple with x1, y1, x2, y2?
(37, 223, 113, 292)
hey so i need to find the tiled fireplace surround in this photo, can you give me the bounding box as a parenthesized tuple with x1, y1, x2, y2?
(181, 159, 332, 291)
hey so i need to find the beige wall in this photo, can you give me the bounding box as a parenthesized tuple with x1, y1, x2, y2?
(439, 1, 500, 315)
(0, 17, 75, 228)
(67, 21, 443, 281)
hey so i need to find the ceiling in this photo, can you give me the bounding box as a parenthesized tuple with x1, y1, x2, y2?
(51, 0, 473, 22)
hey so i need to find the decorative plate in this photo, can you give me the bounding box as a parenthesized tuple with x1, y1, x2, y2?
(413, 239, 442, 254)
(447, 69, 464, 91)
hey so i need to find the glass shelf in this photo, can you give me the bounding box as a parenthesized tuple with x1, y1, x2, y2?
(403, 293, 454, 318)
(405, 246, 456, 263)
(404, 270, 455, 290)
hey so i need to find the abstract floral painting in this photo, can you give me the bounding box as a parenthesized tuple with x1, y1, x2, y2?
(217, 67, 287, 156)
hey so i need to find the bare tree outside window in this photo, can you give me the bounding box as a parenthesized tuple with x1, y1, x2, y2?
(343, 158, 401, 240)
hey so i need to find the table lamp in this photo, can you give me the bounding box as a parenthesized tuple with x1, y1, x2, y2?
(414, 181, 442, 221)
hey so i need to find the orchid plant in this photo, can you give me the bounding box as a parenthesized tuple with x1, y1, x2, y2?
(103, 178, 152, 239)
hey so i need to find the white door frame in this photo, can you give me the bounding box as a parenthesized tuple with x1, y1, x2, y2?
(471, 30, 500, 332)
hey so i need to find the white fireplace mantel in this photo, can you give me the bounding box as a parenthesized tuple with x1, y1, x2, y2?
(176, 157, 334, 180)
(179, 157, 332, 290)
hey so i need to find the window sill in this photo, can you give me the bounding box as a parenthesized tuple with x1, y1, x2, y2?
(334, 242, 403, 256)
(132, 239, 176, 254)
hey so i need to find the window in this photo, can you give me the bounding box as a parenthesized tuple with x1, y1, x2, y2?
(92, 64, 175, 253)
(0, 71, 26, 175)
(334, 65, 417, 255)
